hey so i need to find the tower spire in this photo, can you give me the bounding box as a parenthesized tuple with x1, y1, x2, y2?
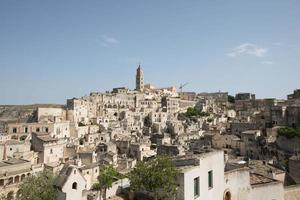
(136, 64, 144, 92)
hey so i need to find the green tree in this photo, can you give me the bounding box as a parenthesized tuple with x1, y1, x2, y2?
(6, 192, 13, 200)
(184, 107, 209, 118)
(228, 95, 235, 103)
(130, 157, 178, 200)
(92, 165, 119, 200)
(0, 191, 14, 200)
(278, 127, 300, 139)
(16, 170, 57, 200)
(0, 194, 6, 200)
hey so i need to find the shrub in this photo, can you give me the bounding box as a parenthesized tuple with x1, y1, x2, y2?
(278, 127, 300, 139)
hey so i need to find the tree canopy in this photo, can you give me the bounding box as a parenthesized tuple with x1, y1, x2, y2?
(185, 107, 209, 118)
(16, 170, 57, 200)
(0, 191, 14, 200)
(92, 165, 121, 200)
(178, 107, 210, 122)
(130, 156, 178, 200)
(278, 127, 300, 139)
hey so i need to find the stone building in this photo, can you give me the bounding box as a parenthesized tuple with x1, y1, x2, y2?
(0, 139, 32, 161)
(224, 163, 284, 200)
(31, 132, 65, 164)
(285, 106, 300, 128)
(37, 107, 66, 122)
(7, 120, 71, 140)
(288, 154, 300, 184)
(0, 158, 43, 197)
(287, 89, 300, 100)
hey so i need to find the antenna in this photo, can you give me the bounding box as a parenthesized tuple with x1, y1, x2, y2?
(179, 82, 189, 93)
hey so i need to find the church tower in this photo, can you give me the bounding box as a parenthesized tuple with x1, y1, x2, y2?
(136, 64, 144, 92)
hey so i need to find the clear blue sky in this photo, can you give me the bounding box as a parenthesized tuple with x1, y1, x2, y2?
(0, 0, 299, 104)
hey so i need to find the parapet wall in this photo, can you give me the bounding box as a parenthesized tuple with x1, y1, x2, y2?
(284, 185, 300, 200)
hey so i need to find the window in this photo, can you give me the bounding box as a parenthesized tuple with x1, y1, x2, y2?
(36, 128, 40, 132)
(24, 127, 28, 133)
(0, 179, 4, 186)
(8, 177, 13, 185)
(50, 149, 53, 154)
(208, 171, 213, 188)
(224, 191, 231, 200)
(72, 182, 77, 190)
(13, 128, 17, 133)
(194, 177, 200, 197)
(45, 127, 49, 133)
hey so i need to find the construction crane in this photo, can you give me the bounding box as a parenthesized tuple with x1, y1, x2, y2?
(179, 82, 189, 93)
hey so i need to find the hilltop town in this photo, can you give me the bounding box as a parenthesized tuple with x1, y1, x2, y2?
(0, 66, 300, 200)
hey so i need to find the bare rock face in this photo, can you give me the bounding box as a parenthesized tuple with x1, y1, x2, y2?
(0, 104, 64, 132)
(0, 105, 36, 132)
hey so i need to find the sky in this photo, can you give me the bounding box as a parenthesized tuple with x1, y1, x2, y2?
(0, 0, 300, 104)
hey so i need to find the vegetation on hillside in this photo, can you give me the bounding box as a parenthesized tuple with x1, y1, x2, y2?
(278, 127, 300, 139)
(0, 191, 14, 200)
(185, 107, 210, 117)
(178, 107, 210, 122)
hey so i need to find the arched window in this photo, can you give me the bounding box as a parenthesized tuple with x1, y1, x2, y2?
(72, 182, 77, 190)
(14, 175, 20, 183)
(224, 190, 231, 200)
(8, 177, 13, 185)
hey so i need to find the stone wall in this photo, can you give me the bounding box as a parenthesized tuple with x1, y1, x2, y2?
(284, 185, 300, 200)
(276, 136, 300, 153)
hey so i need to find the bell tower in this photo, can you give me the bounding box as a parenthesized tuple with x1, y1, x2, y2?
(136, 64, 144, 92)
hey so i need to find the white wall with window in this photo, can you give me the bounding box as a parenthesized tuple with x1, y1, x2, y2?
(176, 151, 224, 200)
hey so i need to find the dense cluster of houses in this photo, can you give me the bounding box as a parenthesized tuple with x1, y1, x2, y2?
(0, 66, 300, 200)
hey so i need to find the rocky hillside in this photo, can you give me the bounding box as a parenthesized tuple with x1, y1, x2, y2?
(0, 104, 64, 132)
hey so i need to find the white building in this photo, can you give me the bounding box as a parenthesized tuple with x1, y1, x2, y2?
(55, 165, 87, 200)
(174, 150, 225, 200)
